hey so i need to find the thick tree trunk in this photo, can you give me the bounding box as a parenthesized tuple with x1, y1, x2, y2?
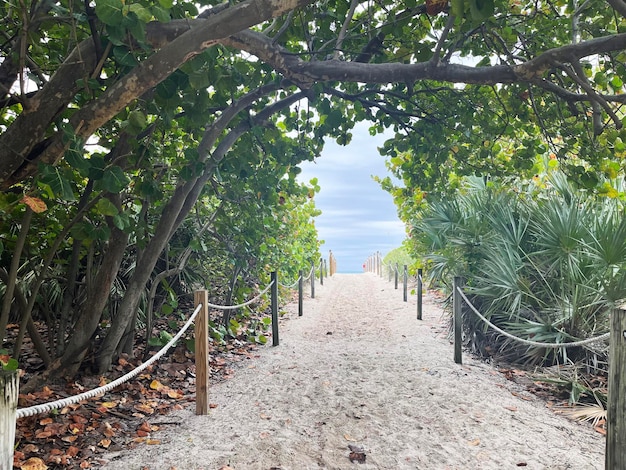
(95, 181, 196, 373)
(50, 225, 129, 379)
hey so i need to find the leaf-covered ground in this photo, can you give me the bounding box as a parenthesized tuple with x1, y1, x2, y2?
(12, 316, 264, 469)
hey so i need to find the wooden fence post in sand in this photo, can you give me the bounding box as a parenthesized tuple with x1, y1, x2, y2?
(194, 290, 209, 415)
(606, 307, 626, 468)
(0, 369, 18, 469)
(453, 277, 463, 365)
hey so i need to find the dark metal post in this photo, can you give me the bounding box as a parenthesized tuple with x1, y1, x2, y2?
(298, 269, 303, 317)
(453, 276, 463, 364)
(417, 268, 423, 320)
(271, 271, 279, 346)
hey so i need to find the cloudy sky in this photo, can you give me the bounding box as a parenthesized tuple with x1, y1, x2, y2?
(298, 123, 407, 273)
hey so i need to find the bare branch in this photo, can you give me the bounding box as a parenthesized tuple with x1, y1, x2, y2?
(333, 0, 359, 59)
(431, 14, 456, 65)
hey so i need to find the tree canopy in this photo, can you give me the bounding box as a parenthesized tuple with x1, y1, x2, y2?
(2, 0, 626, 379)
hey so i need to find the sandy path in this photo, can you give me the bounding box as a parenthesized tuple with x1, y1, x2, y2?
(103, 273, 605, 470)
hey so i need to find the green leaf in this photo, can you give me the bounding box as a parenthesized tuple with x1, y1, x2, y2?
(113, 46, 139, 67)
(159, 331, 174, 343)
(257, 334, 268, 344)
(148, 336, 164, 347)
(469, 0, 494, 21)
(39, 166, 76, 201)
(128, 110, 146, 130)
(152, 5, 171, 23)
(95, 0, 124, 25)
(95, 198, 119, 216)
(188, 70, 210, 90)
(3, 358, 18, 371)
(112, 213, 130, 230)
(99, 166, 130, 193)
(66, 149, 91, 176)
(128, 4, 152, 23)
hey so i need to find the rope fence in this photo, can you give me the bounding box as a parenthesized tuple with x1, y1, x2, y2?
(456, 287, 610, 349)
(2, 256, 335, 469)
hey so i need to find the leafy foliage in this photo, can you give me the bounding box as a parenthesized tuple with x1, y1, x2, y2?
(405, 170, 624, 371)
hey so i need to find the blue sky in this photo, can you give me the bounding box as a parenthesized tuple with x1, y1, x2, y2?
(298, 123, 407, 273)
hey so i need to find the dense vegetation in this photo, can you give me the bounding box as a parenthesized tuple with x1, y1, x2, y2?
(3, 0, 626, 391)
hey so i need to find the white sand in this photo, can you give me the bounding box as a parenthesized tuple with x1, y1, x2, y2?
(102, 273, 605, 470)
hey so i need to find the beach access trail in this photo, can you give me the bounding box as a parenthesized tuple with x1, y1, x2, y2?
(104, 273, 605, 470)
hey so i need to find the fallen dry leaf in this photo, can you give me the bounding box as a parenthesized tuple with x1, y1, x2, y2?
(167, 389, 184, 399)
(19, 457, 48, 470)
(468, 439, 481, 446)
(98, 439, 112, 449)
(504, 406, 518, 412)
(150, 379, 164, 390)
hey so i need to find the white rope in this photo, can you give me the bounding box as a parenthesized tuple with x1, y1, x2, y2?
(302, 266, 314, 282)
(17, 303, 203, 419)
(279, 275, 302, 289)
(456, 287, 610, 349)
(206, 280, 274, 310)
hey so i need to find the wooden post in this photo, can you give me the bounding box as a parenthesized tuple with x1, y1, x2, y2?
(403, 265, 408, 302)
(606, 307, 626, 468)
(417, 268, 423, 320)
(194, 290, 209, 415)
(311, 261, 315, 299)
(319, 258, 323, 286)
(453, 276, 463, 365)
(298, 269, 303, 317)
(394, 263, 399, 290)
(0, 370, 18, 469)
(271, 271, 279, 346)
(323, 259, 328, 279)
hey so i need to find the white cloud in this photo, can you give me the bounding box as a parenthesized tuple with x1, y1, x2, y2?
(298, 124, 406, 272)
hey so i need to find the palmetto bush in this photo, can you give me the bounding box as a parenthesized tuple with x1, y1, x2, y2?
(413, 173, 626, 372)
